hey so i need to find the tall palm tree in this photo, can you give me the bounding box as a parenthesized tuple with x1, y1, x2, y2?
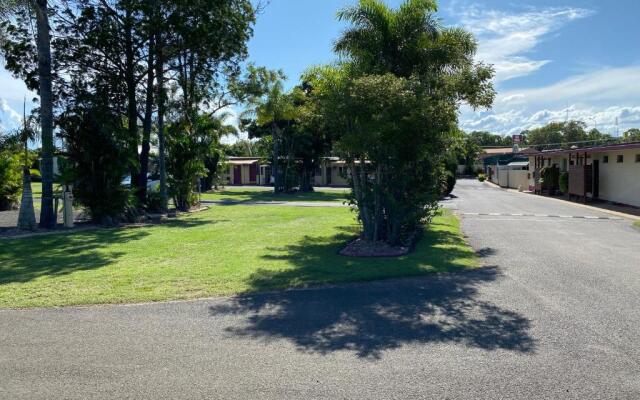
(1, 0, 56, 228)
(334, 0, 479, 80)
(243, 70, 296, 193)
(17, 102, 37, 230)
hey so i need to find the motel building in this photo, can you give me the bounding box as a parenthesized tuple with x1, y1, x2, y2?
(222, 156, 350, 187)
(525, 141, 640, 208)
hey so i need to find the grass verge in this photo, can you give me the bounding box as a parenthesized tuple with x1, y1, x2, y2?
(201, 186, 349, 203)
(0, 207, 478, 308)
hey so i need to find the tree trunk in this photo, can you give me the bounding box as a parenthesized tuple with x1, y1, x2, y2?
(124, 6, 139, 188)
(272, 125, 281, 193)
(34, 0, 55, 229)
(350, 159, 372, 241)
(138, 34, 155, 205)
(156, 30, 168, 213)
(17, 168, 37, 230)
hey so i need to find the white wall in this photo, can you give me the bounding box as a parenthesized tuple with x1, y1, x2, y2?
(507, 170, 529, 190)
(596, 149, 640, 207)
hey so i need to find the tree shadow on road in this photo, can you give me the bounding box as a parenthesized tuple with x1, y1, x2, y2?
(209, 218, 536, 359)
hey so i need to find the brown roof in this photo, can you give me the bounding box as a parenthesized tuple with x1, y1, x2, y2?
(525, 141, 640, 157)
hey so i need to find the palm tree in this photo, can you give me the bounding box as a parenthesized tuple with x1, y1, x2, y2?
(17, 102, 37, 230)
(243, 70, 296, 193)
(1, 0, 56, 229)
(334, 0, 479, 80)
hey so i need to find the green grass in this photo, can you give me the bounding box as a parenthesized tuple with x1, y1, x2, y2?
(634, 221, 640, 229)
(201, 186, 349, 203)
(0, 207, 478, 308)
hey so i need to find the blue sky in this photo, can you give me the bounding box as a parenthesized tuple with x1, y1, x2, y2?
(2, 0, 639, 137)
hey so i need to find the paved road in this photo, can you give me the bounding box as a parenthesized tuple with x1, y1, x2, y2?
(1, 179, 639, 399)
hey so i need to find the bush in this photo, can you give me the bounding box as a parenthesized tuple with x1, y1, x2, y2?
(0, 149, 22, 210)
(540, 166, 560, 193)
(145, 186, 163, 213)
(440, 170, 456, 197)
(58, 99, 136, 225)
(559, 172, 569, 194)
(477, 173, 486, 182)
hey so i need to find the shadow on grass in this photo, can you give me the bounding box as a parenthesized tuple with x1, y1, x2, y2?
(210, 220, 535, 359)
(0, 215, 218, 285)
(203, 189, 348, 203)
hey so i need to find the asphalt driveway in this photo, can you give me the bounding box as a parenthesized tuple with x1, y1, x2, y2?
(1, 179, 639, 399)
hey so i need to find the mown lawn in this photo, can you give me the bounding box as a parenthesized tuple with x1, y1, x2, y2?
(201, 186, 349, 203)
(634, 221, 640, 229)
(0, 206, 478, 308)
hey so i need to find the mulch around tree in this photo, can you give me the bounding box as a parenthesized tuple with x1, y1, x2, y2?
(339, 237, 410, 257)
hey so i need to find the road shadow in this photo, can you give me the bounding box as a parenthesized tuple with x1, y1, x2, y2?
(210, 267, 535, 359)
(476, 247, 498, 258)
(209, 218, 535, 359)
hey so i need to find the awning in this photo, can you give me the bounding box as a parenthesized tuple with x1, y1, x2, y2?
(227, 159, 259, 165)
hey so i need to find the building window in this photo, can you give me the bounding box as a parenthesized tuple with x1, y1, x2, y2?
(617, 155, 624, 163)
(603, 155, 608, 163)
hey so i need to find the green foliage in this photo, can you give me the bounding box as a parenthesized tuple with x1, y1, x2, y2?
(166, 114, 230, 210)
(623, 128, 640, 142)
(524, 121, 599, 149)
(166, 119, 207, 211)
(305, 0, 494, 245)
(559, 172, 569, 194)
(0, 148, 22, 210)
(540, 166, 560, 193)
(477, 173, 486, 182)
(58, 98, 136, 225)
(467, 131, 513, 147)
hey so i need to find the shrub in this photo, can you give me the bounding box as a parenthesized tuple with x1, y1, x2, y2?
(477, 173, 486, 182)
(0, 149, 22, 210)
(145, 186, 163, 213)
(441, 170, 457, 197)
(540, 166, 560, 193)
(58, 99, 136, 225)
(559, 172, 569, 194)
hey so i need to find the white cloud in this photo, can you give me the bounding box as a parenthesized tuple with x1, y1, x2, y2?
(457, 5, 593, 82)
(460, 66, 640, 136)
(0, 98, 22, 132)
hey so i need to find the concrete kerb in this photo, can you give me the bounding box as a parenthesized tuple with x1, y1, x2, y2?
(481, 180, 640, 222)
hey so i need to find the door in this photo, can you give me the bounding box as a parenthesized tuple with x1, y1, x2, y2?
(233, 166, 242, 185)
(249, 163, 257, 183)
(592, 160, 599, 199)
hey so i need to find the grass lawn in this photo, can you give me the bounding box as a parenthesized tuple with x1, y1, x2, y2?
(0, 206, 478, 308)
(634, 221, 640, 229)
(201, 186, 349, 203)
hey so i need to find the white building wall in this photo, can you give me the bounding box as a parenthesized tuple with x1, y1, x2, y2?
(596, 149, 640, 207)
(507, 170, 529, 190)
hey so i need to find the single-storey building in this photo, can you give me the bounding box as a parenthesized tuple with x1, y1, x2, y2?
(222, 157, 271, 186)
(222, 156, 351, 187)
(313, 157, 350, 187)
(525, 141, 640, 208)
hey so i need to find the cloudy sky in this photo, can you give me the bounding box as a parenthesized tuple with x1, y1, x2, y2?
(2, 0, 639, 138)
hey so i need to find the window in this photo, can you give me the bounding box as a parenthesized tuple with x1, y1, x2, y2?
(603, 155, 609, 163)
(636, 154, 640, 163)
(617, 155, 624, 163)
